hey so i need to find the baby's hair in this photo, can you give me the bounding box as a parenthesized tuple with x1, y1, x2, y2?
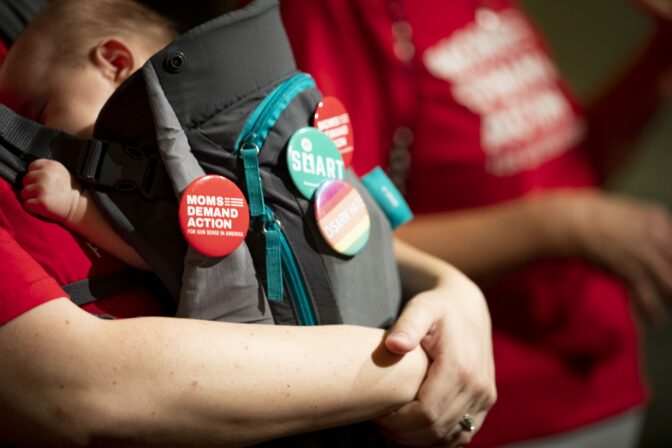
(24, 0, 179, 65)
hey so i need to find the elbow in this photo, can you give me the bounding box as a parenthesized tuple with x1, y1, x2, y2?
(38, 389, 127, 447)
(0, 386, 114, 447)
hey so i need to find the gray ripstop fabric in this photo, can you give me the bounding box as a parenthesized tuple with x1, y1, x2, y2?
(143, 64, 271, 323)
(328, 172, 401, 328)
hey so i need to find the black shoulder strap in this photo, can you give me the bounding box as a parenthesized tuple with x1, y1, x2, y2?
(0, 104, 82, 187)
(63, 269, 176, 313)
(0, 106, 177, 312)
(0, 0, 47, 46)
(0, 105, 173, 200)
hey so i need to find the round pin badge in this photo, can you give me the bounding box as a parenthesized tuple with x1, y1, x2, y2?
(314, 179, 370, 256)
(286, 127, 345, 199)
(178, 175, 250, 257)
(313, 96, 354, 168)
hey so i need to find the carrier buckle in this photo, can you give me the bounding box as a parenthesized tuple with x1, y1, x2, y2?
(78, 140, 169, 200)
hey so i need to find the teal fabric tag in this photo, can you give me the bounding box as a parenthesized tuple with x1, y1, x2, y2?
(361, 167, 413, 229)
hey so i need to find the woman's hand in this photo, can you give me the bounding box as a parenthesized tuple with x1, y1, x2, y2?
(376, 252, 496, 447)
(541, 190, 672, 324)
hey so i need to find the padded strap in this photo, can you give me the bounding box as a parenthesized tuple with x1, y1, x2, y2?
(0, 0, 47, 45)
(0, 140, 23, 185)
(63, 269, 174, 312)
(0, 105, 173, 200)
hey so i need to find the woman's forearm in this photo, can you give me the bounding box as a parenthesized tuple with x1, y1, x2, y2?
(394, 237, 472, 295)
(396, 195, 554, 280)
(0, 299, 428, 447)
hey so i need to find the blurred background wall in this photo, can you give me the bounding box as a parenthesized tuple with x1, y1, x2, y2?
(519, 1, 672, 446)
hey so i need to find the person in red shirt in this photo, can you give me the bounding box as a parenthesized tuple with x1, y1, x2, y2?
(281, 0, 672, 446)
(0, 1, 497, 445)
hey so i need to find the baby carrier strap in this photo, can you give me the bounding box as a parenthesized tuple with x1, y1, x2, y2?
(0, 105, 175, 309)
(0, 104, 174, 201)
(0, 104, 83, 186)
(0, 0, 46, 46)
(63, 268, 173, 311)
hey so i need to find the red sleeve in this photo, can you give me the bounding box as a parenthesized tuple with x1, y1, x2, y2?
(0, 227, 66, 325)
(0, 40, 65, 324)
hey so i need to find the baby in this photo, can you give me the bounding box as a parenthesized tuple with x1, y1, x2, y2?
(0, 0, 177, 268)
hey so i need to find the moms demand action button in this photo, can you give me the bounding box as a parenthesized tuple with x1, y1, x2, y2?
(179, 175, 250, 257)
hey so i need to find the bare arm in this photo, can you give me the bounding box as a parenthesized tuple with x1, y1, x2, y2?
(21, 159, 148, 269)
(396, 196, 550, 281)
(397, 190, 672, 323)
(0, 298, 428, 447)
(376, 239, 496, 446)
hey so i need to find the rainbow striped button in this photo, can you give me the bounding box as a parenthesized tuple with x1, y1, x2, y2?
(314, 179, 370, 256)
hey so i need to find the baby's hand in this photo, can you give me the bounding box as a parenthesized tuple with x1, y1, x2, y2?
(21, 159, 83, 225)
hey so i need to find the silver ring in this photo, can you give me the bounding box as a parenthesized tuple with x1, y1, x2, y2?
(459, 413, 475, 433)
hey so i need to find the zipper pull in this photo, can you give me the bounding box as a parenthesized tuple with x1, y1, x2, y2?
(240, 143, 283, 300)
(240, 138, 265, 218)
(263, 208, 283, 301)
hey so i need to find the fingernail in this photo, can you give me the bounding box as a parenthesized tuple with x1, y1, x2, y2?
(390, 331, 412, 344)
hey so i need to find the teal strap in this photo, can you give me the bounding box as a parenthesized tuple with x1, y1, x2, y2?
(237, 75, 317, 304)
(242, 147, 282, 300)
(241, 146, 265, 218)
(361, 167, 414, 229)
(263, 209, 283, 301)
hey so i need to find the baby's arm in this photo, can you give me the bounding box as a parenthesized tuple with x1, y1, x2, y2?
(21, 159, 149, 270)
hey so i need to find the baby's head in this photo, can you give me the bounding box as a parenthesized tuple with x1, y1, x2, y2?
(0, 0, 177, 137)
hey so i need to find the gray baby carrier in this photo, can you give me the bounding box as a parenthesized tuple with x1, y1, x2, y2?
(0, 2, 406, 442)
(0, 0, 403, 327)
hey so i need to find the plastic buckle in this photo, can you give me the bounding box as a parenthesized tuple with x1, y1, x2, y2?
(77, 140, 172, 200)
(78, 141, 147, 194)
(100, 142, 149, 194)
(78, 140, 104, 184)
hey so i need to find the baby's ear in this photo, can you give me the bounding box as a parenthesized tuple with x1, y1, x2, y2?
(91, 39, 135, 84)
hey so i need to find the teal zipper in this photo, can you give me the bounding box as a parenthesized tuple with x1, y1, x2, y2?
(235, 72, 315, 154)
(279, 229, 317, 326)
(236, 73, 318, 325)
(264, 207, 317, 326)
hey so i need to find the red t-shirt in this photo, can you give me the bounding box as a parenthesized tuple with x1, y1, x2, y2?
(0, 38, 166, 325)
(0, 179, 167, 324)
(282, 1, 646, 445)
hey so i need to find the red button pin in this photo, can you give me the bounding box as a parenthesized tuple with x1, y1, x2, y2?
(178, 175, 250, 257)
(313, 96, 354, 168)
